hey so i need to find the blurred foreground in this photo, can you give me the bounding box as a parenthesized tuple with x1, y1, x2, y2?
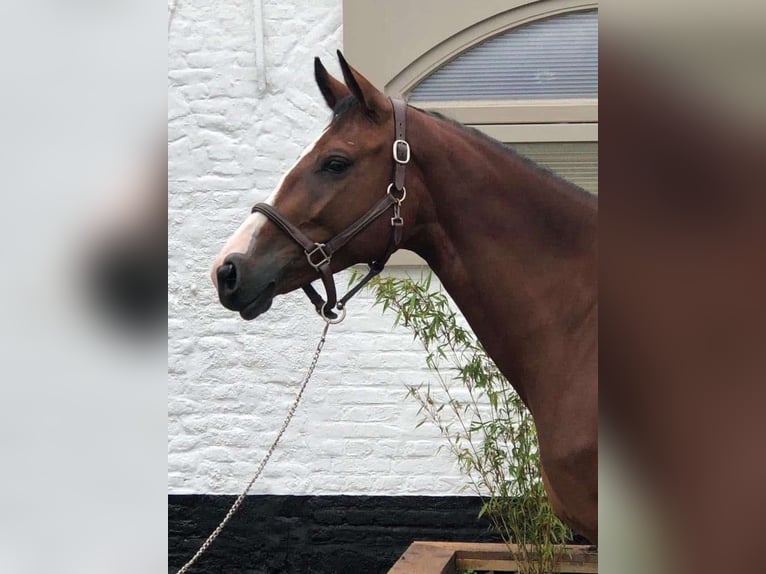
(0, 1, 166, 572)
(600, 1, 766, 573)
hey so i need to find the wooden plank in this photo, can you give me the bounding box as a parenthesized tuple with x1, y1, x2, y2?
(423, 541, 596, 560)
(387, 541, 457, 574)
(458, 557, 597, 573)
(388, 542, 597, 574)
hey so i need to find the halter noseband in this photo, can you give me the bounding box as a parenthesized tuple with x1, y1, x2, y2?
(251, 97, 410, 322)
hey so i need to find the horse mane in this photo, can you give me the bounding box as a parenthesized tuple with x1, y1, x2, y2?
(330, 95, 593, 202)
(415, 107, 593, 200)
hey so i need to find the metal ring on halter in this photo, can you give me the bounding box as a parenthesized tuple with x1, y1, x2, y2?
(321, 305, 347, 324)
(386, 183, 406, 203)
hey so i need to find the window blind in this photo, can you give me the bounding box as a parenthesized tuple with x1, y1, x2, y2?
(508, 142, 598, 194)
(409, 10, 598, 101)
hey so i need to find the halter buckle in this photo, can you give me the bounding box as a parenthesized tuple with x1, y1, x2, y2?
(386, 183, 407, 203)
(306, 243, 331, 269)
(393, 139, 410, 164)
(391, 216, 404, 227)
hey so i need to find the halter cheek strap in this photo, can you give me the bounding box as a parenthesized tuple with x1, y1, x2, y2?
(251, 97, 410, 321)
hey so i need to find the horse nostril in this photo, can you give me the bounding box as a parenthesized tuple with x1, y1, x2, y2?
(217, 262, 238, 293)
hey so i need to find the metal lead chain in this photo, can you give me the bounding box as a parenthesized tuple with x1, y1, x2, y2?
(176, 321, 331, 574)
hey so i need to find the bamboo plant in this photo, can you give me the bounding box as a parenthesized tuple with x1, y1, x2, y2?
(364, 271, 572, 574)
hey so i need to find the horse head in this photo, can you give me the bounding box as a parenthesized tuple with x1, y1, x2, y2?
(211, 52, 418, 320)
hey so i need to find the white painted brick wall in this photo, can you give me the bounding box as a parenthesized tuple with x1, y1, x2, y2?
(168, 0, 466, 495)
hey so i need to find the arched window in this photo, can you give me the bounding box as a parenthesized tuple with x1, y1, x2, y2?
(409, 10, 597, 101)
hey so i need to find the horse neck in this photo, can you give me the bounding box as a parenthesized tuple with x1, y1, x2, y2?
(405, 109, 597, 409)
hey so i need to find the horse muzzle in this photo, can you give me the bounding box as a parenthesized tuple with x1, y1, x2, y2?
(214, 253, 277, 320)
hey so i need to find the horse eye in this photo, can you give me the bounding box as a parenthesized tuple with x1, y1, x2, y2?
(321, 157, 350, 174)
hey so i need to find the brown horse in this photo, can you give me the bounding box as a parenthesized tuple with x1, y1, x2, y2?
(211, 52, 598, 543)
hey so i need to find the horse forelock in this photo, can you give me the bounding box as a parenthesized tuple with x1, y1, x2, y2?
(331, 95, 358, 122)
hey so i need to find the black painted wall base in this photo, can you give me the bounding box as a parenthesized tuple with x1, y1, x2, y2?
(168, 495, 501, 574)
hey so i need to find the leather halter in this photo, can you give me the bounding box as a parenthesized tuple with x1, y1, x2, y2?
(251, 97, 410, 322)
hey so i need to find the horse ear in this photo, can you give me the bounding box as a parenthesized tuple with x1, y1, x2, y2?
(314, 57, 349, 110)
(336, 50, 387, 119)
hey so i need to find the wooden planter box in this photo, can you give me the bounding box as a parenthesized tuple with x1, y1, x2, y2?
(388, 542, 597, 573)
